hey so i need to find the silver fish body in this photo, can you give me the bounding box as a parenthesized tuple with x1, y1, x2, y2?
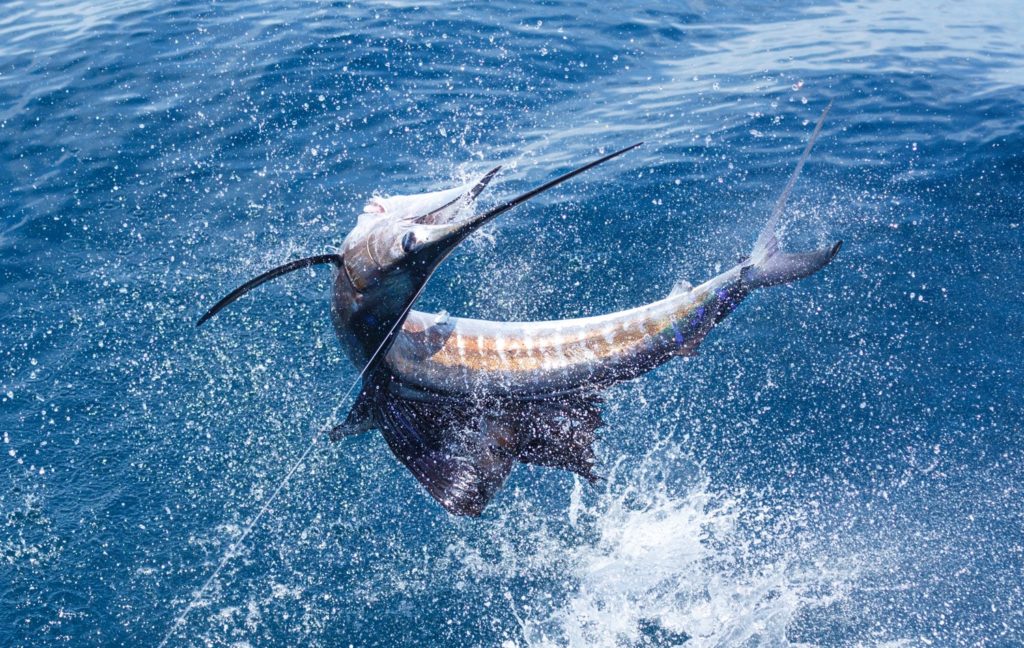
(381, 269, 746, 399)
(199, 103, 840, 515)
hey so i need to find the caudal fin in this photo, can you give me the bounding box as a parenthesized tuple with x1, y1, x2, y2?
(742, 101, 841, 289)
(742, 240, 842, 288)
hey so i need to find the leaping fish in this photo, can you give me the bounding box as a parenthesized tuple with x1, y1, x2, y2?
(198, 104, 840, 516)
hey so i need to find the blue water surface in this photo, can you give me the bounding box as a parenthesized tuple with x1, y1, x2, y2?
(1, 0, 1022, 645)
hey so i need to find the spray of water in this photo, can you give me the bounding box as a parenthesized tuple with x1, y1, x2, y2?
(447, 444, 866, 647)
(157, 271, 423, 647)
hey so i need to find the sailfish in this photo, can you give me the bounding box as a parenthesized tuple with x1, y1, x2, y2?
(197, 104, 840, 516)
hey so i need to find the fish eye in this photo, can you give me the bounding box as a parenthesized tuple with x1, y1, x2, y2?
(402, 231, 417, 253)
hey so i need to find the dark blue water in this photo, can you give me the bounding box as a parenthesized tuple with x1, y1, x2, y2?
(2, 0, 1022, 645)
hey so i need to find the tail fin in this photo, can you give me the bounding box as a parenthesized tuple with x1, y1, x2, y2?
(742, 101, 841, 289)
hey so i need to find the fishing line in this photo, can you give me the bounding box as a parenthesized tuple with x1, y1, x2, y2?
(158, 290, 420, 648)
(159, 139, 646, 643)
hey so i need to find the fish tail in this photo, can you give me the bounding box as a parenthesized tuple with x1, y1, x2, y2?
(742, 101, 841, 289)
(742, 239, 842, 289)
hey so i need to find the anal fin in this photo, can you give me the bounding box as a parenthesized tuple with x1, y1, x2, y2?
(670, 278, 693, 296)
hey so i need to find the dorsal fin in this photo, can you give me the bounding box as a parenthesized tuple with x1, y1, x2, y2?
(349, 371, 607, 516)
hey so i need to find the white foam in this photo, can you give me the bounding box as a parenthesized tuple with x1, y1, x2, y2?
(457, 453, 864, 647)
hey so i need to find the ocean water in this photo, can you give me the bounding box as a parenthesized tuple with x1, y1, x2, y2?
(2, 0, 1022, 645)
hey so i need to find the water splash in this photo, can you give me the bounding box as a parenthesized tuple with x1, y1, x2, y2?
(455, 449, 864, 647)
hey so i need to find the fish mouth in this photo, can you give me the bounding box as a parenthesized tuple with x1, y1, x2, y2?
(413, 165, 503, 226)
(405, 142, 643, 258)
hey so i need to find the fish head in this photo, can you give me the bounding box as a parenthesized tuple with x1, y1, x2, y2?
(333, 167, 503, 365)
(340, 166, 502, 295)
